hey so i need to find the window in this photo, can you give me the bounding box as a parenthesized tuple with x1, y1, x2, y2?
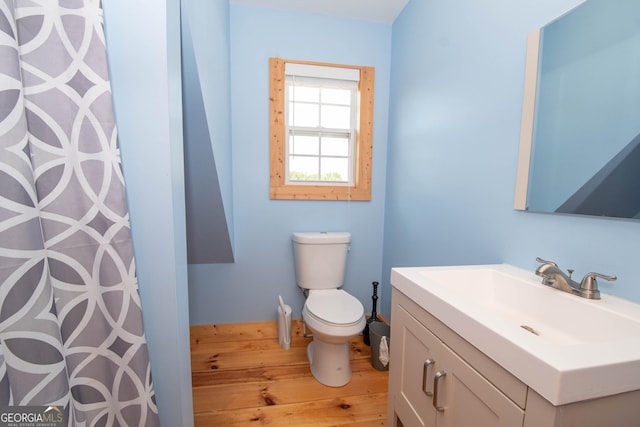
(286, 64, 357, 186)
(270, 58, 374, 200)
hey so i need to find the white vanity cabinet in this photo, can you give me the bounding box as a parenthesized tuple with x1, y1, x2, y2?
(388, 289, 526, 427)
(388, 287, 640, 427)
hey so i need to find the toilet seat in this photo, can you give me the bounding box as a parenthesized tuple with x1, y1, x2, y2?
(305, 289, 364, 326)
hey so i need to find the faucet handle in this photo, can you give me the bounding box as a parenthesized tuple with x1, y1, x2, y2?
(535, 257, 560, 279)
(579, 272, 617, 300)
(535, 257, 558, 267)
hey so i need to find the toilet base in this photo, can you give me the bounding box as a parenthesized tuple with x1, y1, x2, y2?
(307, 339, 352, 387)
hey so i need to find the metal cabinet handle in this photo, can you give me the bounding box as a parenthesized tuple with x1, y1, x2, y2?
(433, 370, 447, 412)
(422, 359, 434, 396)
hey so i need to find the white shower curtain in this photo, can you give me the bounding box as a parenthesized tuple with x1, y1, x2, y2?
(0, 1, 160, 425)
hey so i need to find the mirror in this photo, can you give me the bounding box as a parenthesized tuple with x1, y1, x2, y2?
(515, 0, 640, 219)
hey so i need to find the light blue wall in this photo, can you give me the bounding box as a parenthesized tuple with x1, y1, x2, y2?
(182, 0, 235, 258)
(182, 0, 233, 212)
(188, 5, 392, 324)
(103, 0, 193, 426)
(382, 0, 640, 321)
(181, 0, 235, 263)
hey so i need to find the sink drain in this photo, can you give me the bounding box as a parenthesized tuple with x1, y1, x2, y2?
(520, 325, 539, 336)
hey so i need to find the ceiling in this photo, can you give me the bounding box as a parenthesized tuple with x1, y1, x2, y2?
(229, 0, 410, 24)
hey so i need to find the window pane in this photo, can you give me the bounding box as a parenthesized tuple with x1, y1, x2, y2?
(321, 136, 349, 156)
(321, 105, 351, 129)
(291, 102, 319, 127)
(289, 156, 319, 181)
(321, 88, 351, 106)
(320, 157, 349, 182)
(291, 85, 319, 103)
(289, 135, 319, 156)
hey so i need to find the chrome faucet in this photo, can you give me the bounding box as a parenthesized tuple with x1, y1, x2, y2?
(535, 257, 616, 300)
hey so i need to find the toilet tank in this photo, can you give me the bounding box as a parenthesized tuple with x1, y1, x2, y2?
(292, 232, 351, 290)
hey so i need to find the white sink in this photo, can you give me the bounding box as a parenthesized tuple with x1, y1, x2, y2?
(391, 264, 640, 405)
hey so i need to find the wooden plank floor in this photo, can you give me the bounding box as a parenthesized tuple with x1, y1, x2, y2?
(191, 320, 389, 426)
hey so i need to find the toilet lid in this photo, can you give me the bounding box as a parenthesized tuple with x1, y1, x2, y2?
(306, 290, 364, 325)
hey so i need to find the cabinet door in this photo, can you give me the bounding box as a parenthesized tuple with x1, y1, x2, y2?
(433, 333, 524, 427)
(389, 303, 524, 427)
(389, 305, 442, 427)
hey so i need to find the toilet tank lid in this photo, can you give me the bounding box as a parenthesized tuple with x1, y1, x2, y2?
(292, 232, 351, 244)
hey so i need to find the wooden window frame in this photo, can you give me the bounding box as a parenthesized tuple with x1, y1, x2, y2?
(269, 58, 374, 200)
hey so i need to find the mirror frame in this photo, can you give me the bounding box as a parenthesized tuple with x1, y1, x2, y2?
(514, 29, 541, 211)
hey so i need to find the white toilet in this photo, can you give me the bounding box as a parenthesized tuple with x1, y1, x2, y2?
(292, 232, 365, 387)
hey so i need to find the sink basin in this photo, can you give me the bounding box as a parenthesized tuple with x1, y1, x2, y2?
(391, 264, 640, 405)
